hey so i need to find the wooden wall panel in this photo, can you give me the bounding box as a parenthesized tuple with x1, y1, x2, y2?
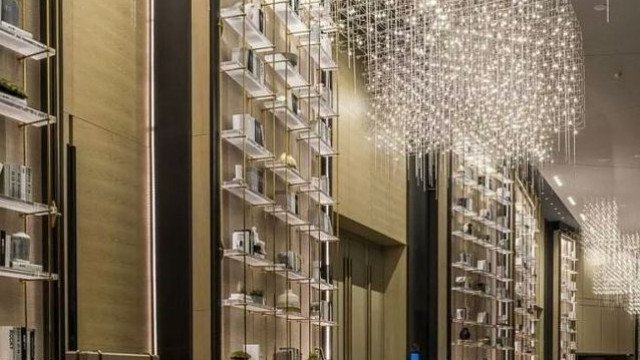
(64, 0, 150, 354)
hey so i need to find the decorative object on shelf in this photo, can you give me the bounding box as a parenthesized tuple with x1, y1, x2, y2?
(476, 260, 488, 272)
(479, 208, 492, 220)
(476, 312, 487, 324)
(275, 348, 301, 360)
(245, 166, 265, 194)
(455, 308, 467, 321)
(454, 276, 469, 289)
(0, 78, 26, 101)
(458, 327, 471, 341)
(244, 345, 261, 360)
(310, 119, 331, 145)
(496, 187, 511, 202)
(231, 227, 266, 258)
(0, 326, 35, 359)
(456, 198, 473, 211)
(310, 176, 329, 193)
(230, 350, 252, 360)
(278, 153, 298, 170)
(243, 0, 265, 34)
(0, 163, 33, 202)
(310, 301, 332, 322)
(462, 223, 473, 235)
(276, 191, 299, 215)
(0, 0, 20, 27)
(232, 114, 264, 146)
(277, 251, 302, 273)
(311, 260, 328, 283)
(458, 252, 472, 266)
(231, 47, 266, 85)
(249, 290, 265, 305)
(307, 352, 319, 360)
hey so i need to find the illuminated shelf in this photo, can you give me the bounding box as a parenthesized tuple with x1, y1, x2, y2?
(264, 205, 308, 226)
(264, 264, 309, 281)
(223, 180, 273, 206)
(0, 93, 55, 127)
(263, 100, 308, 131)
(275, 310, 308, 321)
(221, 127, 273, 160)
(299, 37, 337, 69)
(452, 287, 495, 300)
(452, 262, 497, 280)
(0, 22, 55, 60)
(301, 277, 338, 291)
(264, 160, 307, 186)
(299, 183, 333, 205)
(0, 266, 57, 281)
(223, 298, 276, 314)
(263, 53, 308, 89)
(452, 204, 477, 218)
(310, 317, 337, 327)
(0, 195, 51, 216)
(300, 225, 339, 242)
(220, 6, 273, 51)
(298, 131, 335, 156)
(298, 87, 338, 118)
(451, 340, 495, 350)
(264, 1, 308, 35)
(221, 60, 274, 99)
(223, 248, 273, 267)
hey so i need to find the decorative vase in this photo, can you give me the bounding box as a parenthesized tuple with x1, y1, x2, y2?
(459, 327, 471, 340)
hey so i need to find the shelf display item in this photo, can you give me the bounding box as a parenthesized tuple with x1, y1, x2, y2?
(231, 47, 266, 85)
(455, 308, 467, 320)
(462, 222, 473, 235)
(232, 114, 264, 147)
(230, 350, 252, 360)
(0, 0, 20, 27)
(275, 348, 301, 360)
(248, 290, 265, 306)
(458, 327, 471, 340)
(232, 165, 266, 195)
(0, 78, 26, 102)
(0, 326, 35, 360)
(310, 301, 332, 322)
(277, 251, 302, 272)
(244, 345, 261, 360)
(456, 197, 473, 211)
(0, 163, 33, 202)
(310, 176, 329, 193)
(276, 289, 301, 313)
(245, 1, 265, 34)
(309, 208, 332, 235)
(231, 227, 266, 258)
(276, 191, 299, 215)
(476, 312, 488, 324)
(310, 119, 331, 146)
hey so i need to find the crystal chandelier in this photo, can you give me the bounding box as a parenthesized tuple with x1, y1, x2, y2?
(336, 0, 585, 167)
(582, 199, 640, 314)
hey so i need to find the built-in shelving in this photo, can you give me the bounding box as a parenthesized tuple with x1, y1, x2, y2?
(0, 22, 55, 60)
(220, 6, 274, 51)
(560, 235, 578, 360)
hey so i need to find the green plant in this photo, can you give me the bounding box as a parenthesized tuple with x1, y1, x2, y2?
(307, 352, 319, 360)
(230, 350, 251, 360)
(0, 78, 27, 99)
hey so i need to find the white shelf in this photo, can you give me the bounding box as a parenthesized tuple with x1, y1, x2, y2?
(0, 266, 57, 281)
(220, 6, 273, 51)
(224, 248, 273, 267)
(222, 180, 274, 206)
(264, 205, 308, 226)
(263, 100, 308, 131)
(0, 195, 51, 216)
(275, 309, 307, 321)
(0, 22, 55, 60)
(265, 1, 309, 35)
(298, 131, 335, 156)
(300, 225, 338, 242)
(301, 277, 338, 291)
(299, 37, 337, 69)
(0, 92, 54, 127)
(299, 183, 333, 205)
(221, 60, 274, 99)
(452, 204, 477, 218)
(223, 298, 276, 314)
(299, 88, 338, 118)
(221, 127, 273, 161)
(264, 160, 307, 186)
(263, 53, 308, 89)
(310, 316, 337, 327)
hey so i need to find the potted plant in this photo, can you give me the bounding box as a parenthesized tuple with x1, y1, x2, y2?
(307, 353, 319, 360)
(230, 350, 251, 360)
(249, 289, 264, 305)
(0, 78, 27, 103)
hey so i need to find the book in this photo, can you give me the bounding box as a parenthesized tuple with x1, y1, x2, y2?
(0, 231, 9, 267)
(0, 327, 13, 360)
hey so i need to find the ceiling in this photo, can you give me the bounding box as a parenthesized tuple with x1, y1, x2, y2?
(542, 0, 640, 232)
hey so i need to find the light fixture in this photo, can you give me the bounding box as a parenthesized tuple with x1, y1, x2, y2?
(553, 176, 564, 187)
(567, 196, 576, 206)
(337, 0, 586, 178)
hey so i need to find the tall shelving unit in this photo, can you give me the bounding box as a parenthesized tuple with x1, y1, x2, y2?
(513, 184, 541, 359)
(449, 153, 515, 360)
(560, 235, 577, 360)
(0, 0, 59, 358)
(219, 0, 339, 358)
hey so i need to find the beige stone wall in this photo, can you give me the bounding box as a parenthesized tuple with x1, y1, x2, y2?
(64, 0, 150, 353)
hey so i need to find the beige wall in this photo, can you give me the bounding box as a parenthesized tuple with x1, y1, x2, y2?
(576, 246, 635, 355)
(334, 53, 407, 245)
(64, 0, 150, 353)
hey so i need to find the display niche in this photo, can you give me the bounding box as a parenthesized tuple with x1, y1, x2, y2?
(0, 0, 58, 359)
(514, 184, 542, 359)
(450, 153, 515, 360)
(219, 0, 339, 359)
(560, 235, 577, 360)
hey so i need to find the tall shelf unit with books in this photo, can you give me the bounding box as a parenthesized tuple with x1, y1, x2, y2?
(449, 153, 515, 360)
(513, 183, 541, 359)
(219, 0, 339, 359)
(0, 0, 59, 359)
(560, 235, 577, 360)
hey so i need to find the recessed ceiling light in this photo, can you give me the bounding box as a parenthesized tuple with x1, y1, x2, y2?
(594, 4, 607, 11)
(553, 175, 563, 187)
(568, 196, 577, 206)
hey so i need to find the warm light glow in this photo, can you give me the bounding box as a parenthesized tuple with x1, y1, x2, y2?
(567, 196, 576, 206)
(553, 175, 564, 187)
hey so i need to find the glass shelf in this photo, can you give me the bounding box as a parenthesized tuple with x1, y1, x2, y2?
(264, 1, 308, 35)
(452, 319, 495, 328)
(299, 182, 333, 205)
(0, 195, 51, 216)
(299, 37, 337, 70)
(221, 127, 273, 160)
(0, 93, 55, 127)
(223, 248, 274, 267)
(220, 6, 274, 51)
(275, 309, 308, 321)
(451, 287, 496, 300)
(222, 180, 274, 206)
(0, 22, 55, 60)
(300, 225, 338, 242)
(263, 53, 308, 89)
(263, 100, 308, 131)
(221, 60, 274, 99)
(264, 160, 307, 186)
(301, 277, 338, 291)
(298, 131, 335, 156)
(0, 266, 57, 281)
(451, 340, 495, 350)
(298, 88, 338, 118)
(310, 317, 337, 327)
(452, 204, 477, 218)
(223, 298, 277, 314)
(264, 205, 308, 226)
